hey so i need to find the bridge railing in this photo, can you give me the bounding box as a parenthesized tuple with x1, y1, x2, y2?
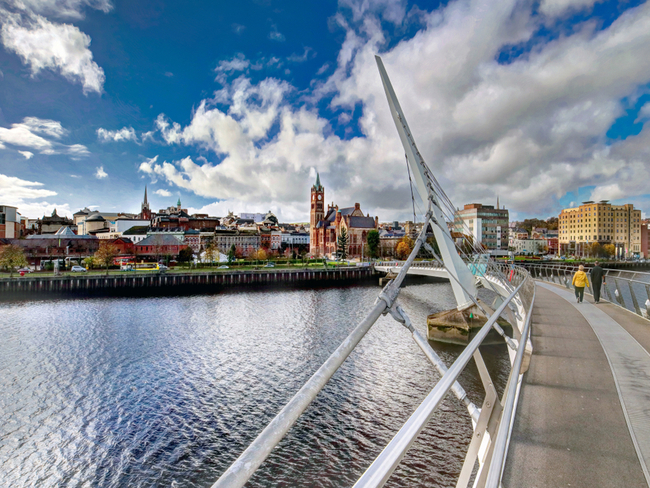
(523, 263, 650, 319)
(213, 251, 535, 488)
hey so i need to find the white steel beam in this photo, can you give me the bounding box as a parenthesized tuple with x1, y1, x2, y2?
(375, 55, 476, 309)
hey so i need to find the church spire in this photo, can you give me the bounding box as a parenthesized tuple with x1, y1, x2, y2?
(144, 185, 148, 205)
(315, 172, 321, 189)
(497, 194, 500, 210)
(177, 197, 181, 208)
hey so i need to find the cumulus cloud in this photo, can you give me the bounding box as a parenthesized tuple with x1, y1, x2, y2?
(9, 0, 113, 19)
(142, 0, 650, 221)
(1, 12, 105, 94)
(268, 24, 285, 42)
(0, 116, 88, 156)
(18, 150, 34, 159)
(96, 126, 138, 142)
(95, 166, 107, 178)
(539, 0, 603, 18)
(154, 188, 171, 197)
(0, 172, 71, 218)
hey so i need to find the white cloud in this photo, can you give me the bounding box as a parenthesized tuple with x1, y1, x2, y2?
(338, 0, 407, 25)
(0, 12, 105, 94)
(95, 166, 107, 178)
(268, 24, 285, 42)
(635, 102, 650, 123)
(154, 188, 171, 197)
(0, 116, 88, 155)
(142, 0, 650, 221)
(96, 126, 138, 143)
(10, 0, 113, 19)
(539, 0, 602, 18)
(287, 47, 315, 63)
(0, 172, 72, 218)
(18, 150, 34, 159)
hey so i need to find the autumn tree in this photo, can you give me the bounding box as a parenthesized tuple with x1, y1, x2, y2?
(395, 241, 411, 260)
(0, 245, 28, 277)
(603, 244, 616, 257)
(94, 242, 119, 275)
(204, 242, 216, 267)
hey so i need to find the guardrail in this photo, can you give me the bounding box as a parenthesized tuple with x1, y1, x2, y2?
(213, 250, 535, 488)
(523, 263, 650, 319)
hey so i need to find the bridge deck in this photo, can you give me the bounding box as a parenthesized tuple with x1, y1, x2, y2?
(503, 282, 650, 488)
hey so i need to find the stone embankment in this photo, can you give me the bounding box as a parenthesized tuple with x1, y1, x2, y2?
(0, 267, 374, 299)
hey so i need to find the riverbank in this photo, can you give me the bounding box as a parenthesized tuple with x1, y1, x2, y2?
(0, 266, 375, 300)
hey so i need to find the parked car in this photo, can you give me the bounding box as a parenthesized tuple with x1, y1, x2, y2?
(17, 267, 32, 273)
(218, 265, 229, 269)
(70, 266, 87, 272)
(263, 263, 275, 268)
(158, 264, 169, 271)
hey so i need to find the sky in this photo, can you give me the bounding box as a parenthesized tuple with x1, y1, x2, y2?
(0, 0, 649, 223)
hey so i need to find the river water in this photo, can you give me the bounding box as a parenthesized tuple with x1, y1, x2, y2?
(0, 279, 509, 487)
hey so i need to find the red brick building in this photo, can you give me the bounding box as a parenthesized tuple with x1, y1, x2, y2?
(309, 174, 378, 258)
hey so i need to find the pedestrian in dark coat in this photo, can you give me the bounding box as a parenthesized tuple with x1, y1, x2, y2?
(591, 261, 605, 304)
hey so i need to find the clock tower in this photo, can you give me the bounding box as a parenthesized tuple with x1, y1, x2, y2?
(310, 173, 324, 255)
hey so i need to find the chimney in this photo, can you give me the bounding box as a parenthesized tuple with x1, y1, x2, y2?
(355, 203, 360, 210)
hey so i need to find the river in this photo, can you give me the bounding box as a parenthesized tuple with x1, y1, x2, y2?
(0, 279, 510, 487)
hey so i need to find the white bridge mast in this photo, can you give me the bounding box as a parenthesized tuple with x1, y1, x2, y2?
(375, 55, 477, 310)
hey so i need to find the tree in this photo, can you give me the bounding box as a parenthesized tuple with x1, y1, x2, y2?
(366, 230, 380, 259)
(83, 256, 95, 270)
(228, 244, 236, 264)
(204, 242, 216, 267)
(395, 241, 411, 260)
(94, 242, 119, 275)
(0, 245, 28, 276)
(178, 247, 194, 267)
(337, 228, 349, 260)
(603, 244, 616, 257)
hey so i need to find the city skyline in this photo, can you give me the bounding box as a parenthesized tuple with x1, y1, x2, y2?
(1, 0, 649, 222)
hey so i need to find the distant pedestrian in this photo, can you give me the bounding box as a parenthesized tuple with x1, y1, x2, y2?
(591, 261, 605, 304)
(572, 265, 589, 303)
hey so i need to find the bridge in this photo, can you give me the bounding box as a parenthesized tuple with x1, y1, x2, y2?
(208, 56, 650, 488)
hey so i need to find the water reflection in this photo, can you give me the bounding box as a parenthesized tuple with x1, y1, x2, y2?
(0, 280, 509, 487)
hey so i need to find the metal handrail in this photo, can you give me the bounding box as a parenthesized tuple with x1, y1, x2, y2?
(214, 253, 535, 488)
(211, 210, 434, 488)
(485, 285, 536, 487)
(527, 263, 650, 319)
(353, 278, 529, 487)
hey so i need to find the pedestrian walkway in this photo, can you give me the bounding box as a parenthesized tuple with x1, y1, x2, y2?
(503, 282, 650, 488)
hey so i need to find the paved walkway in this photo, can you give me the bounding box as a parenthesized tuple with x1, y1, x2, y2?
(503, 282, 650, 488)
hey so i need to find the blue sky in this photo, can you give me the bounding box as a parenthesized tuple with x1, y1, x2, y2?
(0, 0, 649, 222)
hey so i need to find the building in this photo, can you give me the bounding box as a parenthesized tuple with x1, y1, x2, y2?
(140, 186, 152, 220)
(37, 209, 74, 234)
(122, 226, 149, 243)
(454, 201, 509, 254)
(559, 201, 643, 258)
(213, 229, 260, 256)
(510, 238, 547, 255)
(135, 234, 187, 259)
(641, 219, 649, 259)
(0, 205, 20, 238)
(19, 227, 99, 267)
(309, 174, 378, 259)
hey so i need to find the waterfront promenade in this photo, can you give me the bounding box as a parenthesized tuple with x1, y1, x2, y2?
(0, 266, 373, 299)
(504, 281, 650, 487)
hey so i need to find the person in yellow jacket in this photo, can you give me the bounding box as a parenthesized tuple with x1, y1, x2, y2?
(572, 265, 590, 303)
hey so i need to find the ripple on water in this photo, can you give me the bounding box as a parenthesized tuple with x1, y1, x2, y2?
(0, 282, 510, 487)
